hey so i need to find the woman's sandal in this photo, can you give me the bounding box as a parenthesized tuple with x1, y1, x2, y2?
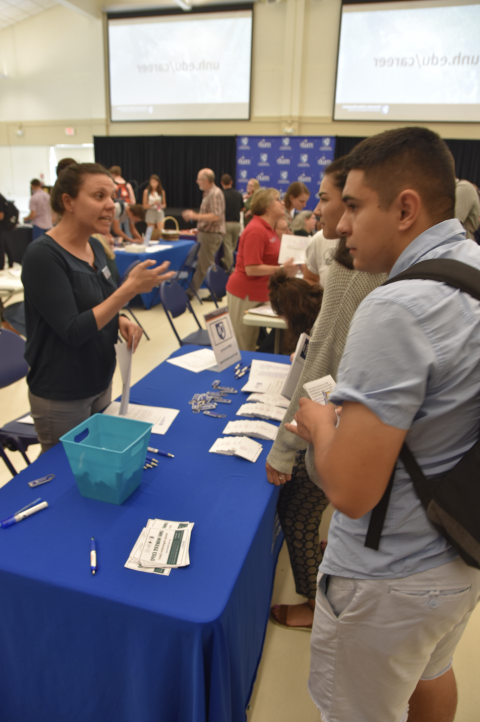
(269, 604, 313, 632)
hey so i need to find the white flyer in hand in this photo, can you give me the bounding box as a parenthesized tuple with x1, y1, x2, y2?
(241, 359, 290, 394)
(114, 342, 133, 415)
(282, 333, 310, 400)
(204, 306, 242, 372)
(303, 375, 336, 404)
(278, 233, 310, 264)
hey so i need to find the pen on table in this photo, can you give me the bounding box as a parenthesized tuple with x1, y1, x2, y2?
(91, 537, 97, 576)
(0, 501, 48, 528)
(147, 447, 174, 458)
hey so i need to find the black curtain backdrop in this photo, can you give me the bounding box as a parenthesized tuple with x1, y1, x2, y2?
(335, 135, 480, 186)
(93, 135, 237, 208)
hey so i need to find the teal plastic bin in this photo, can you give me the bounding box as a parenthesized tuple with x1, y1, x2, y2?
(60, 413, 153, 505)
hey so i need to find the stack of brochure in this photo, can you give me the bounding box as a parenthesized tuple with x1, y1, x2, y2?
(246, 393, 290, 408)
(125, 519, 194, 576)
(237, 403, 286, 422)
(209, 436, 263, 463)
(223, 420, 278, 441)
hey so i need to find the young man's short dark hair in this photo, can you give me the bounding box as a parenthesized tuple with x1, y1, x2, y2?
(221, 174, 232, 186)
(345, 127, 456, 224)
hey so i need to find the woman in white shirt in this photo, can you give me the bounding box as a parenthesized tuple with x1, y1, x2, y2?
(142, 175, 166, 239)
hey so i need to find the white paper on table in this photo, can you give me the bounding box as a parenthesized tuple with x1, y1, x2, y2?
(241, 359, 290, 394)
(209, 436, 262, 462)
(278, 234, 310, 264)
(144, 244, 173, 253)
(245, 304, 278, 318)
(237, 403, 286, 422)
(138, 519, 194, 568)
(115, 342, 133, 415)
(104, 401, 179, 435)
(303, 375, 336, 404)
(166, 348, 217, 373)
(223, 420, 278, 441)
(247, 393, 290, 409)
(17, 414, 35, 424)
(125, 525, 171, 575)
(204, 306, 241, 372)
(282, 333, 310, 400)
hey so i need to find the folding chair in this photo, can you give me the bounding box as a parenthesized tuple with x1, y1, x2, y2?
(175, 242, 203, 304)
(159, 280, 211, 347)
(0, 328, 38, 476)
(205, 265, 230, 309)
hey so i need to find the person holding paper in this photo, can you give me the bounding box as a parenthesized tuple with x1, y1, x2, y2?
(266, 157, 386, 631)
(283, 182, 310, 221)
(22, 162, 175, 452)
(226, 188, 297, 351)
(268, 270, 322, 353)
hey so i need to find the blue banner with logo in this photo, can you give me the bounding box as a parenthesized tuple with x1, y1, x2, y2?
(235, 135, 336, 211)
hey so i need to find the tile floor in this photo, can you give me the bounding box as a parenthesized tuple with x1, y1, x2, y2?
(1, 293, 479, 722)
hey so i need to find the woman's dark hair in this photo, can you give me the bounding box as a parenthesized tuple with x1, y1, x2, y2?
(283, 182, 310, 211)
(147, 174, 164, 194)
(55, 157, 76, 177)
(322, 156, 354, 270)
(50, 162, 112, 215)
(269, 270, 323, 353)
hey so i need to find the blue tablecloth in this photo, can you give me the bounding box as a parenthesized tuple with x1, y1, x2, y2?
(115, 240, 195, 309)
(0, 347, 286, 722)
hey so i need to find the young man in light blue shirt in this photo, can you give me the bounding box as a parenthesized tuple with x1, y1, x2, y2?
(287, 127, 480, 722)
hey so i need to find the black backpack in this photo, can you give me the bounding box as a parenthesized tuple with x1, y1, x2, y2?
(0, 195, 19, 231)
(365, 258, 480, 569)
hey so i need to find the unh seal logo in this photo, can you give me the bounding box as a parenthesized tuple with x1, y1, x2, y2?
(281, 138, 292, 149)
(259, 153, 269, 166)
(241, 137, 249, 145)
(215, 322, 226, 340)
(240, 170, 248, 179)
(322, 137, 331, 147)
(278, 171, 289, 184)
(298, 154, 310, 167)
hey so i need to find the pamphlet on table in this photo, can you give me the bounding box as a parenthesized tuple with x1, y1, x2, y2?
(125, 518, 194, 575)
(245, 304, 278, 318)
(237, 403, 286, 422)
(223, 420, 278, 441)
(104, 402, 179, 435)
(166, 348, 218, 373)
(241, 359, 290, 394)
(209, 436, 263, 462)
(246, 393, 290, 408)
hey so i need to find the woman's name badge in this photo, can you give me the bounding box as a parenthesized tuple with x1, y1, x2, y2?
(102, 266, 112, 280)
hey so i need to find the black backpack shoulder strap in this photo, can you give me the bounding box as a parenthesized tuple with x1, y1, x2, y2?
(383, 258, 480, 302)
(365, 257, 480, 551)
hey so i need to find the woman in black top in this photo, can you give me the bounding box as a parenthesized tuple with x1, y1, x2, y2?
(22, 162, 175, 452)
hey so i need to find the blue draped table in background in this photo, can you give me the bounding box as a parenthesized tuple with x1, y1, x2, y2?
(0, 347, 286, 722)
(115, 239, 195, 308)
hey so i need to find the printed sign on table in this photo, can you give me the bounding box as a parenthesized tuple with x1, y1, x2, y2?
(236, 135, 336, 211)
(204, 307, 242, 372)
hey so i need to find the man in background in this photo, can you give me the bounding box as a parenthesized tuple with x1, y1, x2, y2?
(221, 173, 244, 273)
(183, 168, 225, 297)
(24, 179, 52, 241)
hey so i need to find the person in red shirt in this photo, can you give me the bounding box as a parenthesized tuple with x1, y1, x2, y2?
(226, 188, 297, 351)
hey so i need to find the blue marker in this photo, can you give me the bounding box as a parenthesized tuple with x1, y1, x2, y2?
(91, 537, 97, 575)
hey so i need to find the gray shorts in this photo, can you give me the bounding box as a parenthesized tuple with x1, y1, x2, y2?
(309, 557, 480, 722)
(145, 209, 164, 225)
(29, 385, 112, 453)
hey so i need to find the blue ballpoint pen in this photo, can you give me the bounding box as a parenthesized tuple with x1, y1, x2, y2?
(91, 537, 97, 575)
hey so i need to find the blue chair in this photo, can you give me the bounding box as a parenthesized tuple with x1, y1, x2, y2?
(159, 280, 211, 347)
(176, 242, 203, 304)
(0, 329, 38, 476)
(205, 265, 229, 309)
